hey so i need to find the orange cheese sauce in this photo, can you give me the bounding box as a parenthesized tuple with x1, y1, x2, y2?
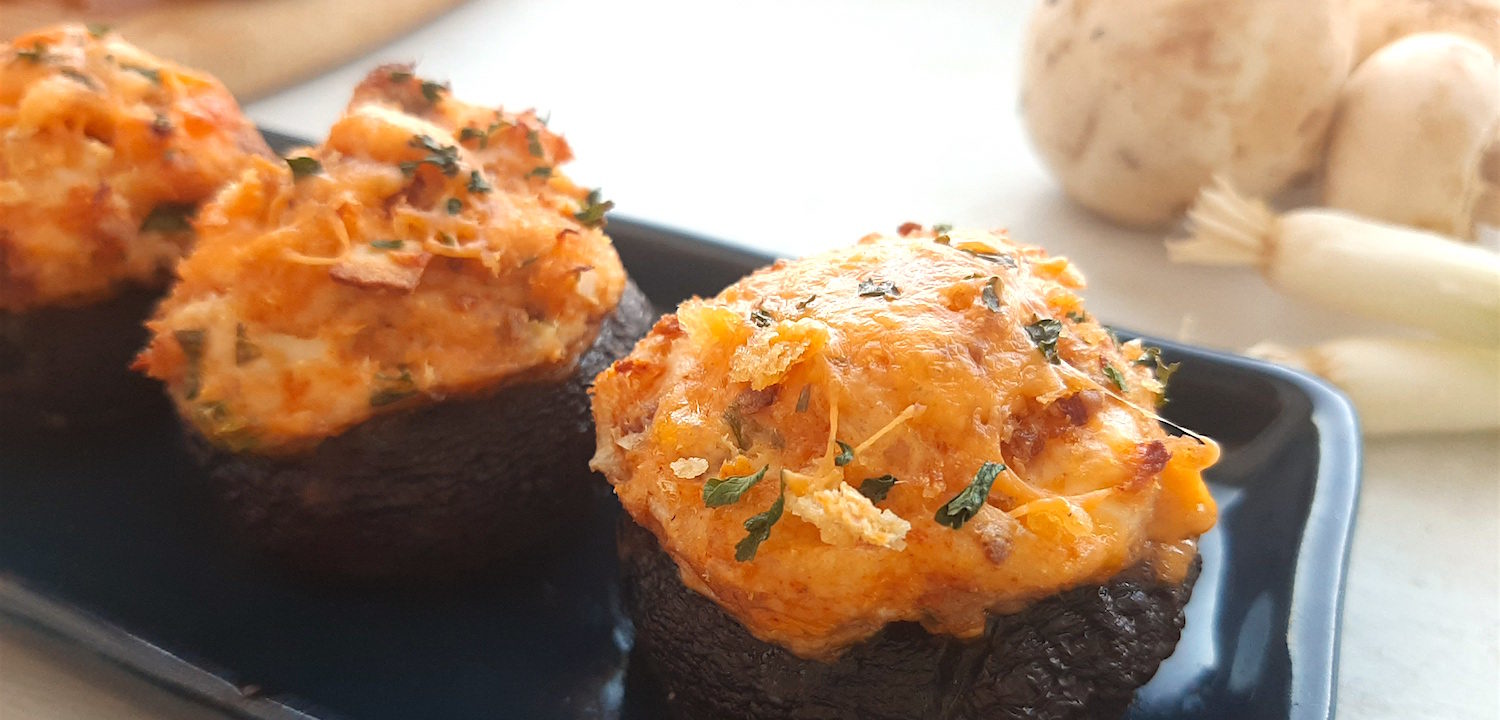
(135, 67, 626, 452)
(590, 228, 1218, 660)
(0, 24, 269, 310)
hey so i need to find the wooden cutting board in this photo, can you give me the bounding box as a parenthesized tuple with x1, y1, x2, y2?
(1, 0, 468, 100)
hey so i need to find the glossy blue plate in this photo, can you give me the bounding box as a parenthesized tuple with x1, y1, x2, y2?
(0, 131, 1360, 720)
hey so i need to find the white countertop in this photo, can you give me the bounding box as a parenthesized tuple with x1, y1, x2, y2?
(3, 1, 1497, 718)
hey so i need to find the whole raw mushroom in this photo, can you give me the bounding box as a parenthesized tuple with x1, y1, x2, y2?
(1346, 0, 1500, 65)
(1020, 0, 1355, 228)
(1323, 32, 1500, 239)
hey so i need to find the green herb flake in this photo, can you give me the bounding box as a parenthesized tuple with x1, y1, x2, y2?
(60, 68, 97, 89)
(981, 277, 1002, 312)
(1103, 364, 1127, 391)
(285, 156, 321, 179)
(1024, 318, 1063, 364)
(140, 203, 196, 234)
(795, 386, 811, 413)
(438, 232, 457, 246)
(857, 278, 900, 300)
(962, 247, 1018, 267)
(467, 170, 493, 194)
(703, 464, 769, 508)
(86, 23, 112, 38)
(388, 69, 413, 83)
(1067, 311, 1088, 323)
(370, 239, 404, 250)
(174, 329, 206, 400)
(16, 42, 49, 63)
(234, 324, 260, 365)
(458, 127, 484, 142)
(834, 440, 855, 467)
(526, 129, 545, 157)
(527, 165, 553, 179)
(858, 474, 898, 503)
(935, 462, 1005, 530)
(446, 197, 463, 215)
(420, 80, 447, 104)
(734, 475, 785, 562)
(121, 64, 161, 84)
(1134, 346, 1180, 395)
(369, 368, 417, 407)
(574, 189, 614, 228)
(402, 134, 461, 176)
(932, 223, 953, 234)
(749, 308, 774, 328)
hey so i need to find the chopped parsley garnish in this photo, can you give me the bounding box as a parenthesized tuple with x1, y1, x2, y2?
(858, 475, 898, 503)
(121, 64, 161, 84)
(749, 308, 774, 328)
(1067, 311, 1088, 323)
(961, 247, 1018, 267)
(16, 42, 48, 63)
(703, 464, 769, 507)
(459, 118, 510, 148)
(723, 408, 748, 449)
(1024, 318, 1063, 364)
(370, 239, 404, 250)
(140, 203, 196, 233)
(795, 294, 817, 310)
(527, 166, 553, 179)
(526, 129, 545, 157)
(420, 80, 447, 104)
(932, 223, 953, 234)
(401, 135, 461, 176)
(285, 156, 321, 179)
(438, 232, 457, 246)
(1134, 346, 1181, 390)
(388, 69, 413, 83)
(735, 475, 785, 562)
(60, 68, 97, 89)
(234, 324, 260, 365)
(981, 277, 1002, 312)
(467, 170, 492, 194)
(174, 329, 206, 400)
(86, 23, 112, 38)
(935, 462, 1004, 530)
(1103, 364, 1127, 391)
(857, 278, 901, 300)
(795, 385, 811, 413)
(574, 189, 614, 228)
(834, 440, 854, 467)
(446, 197, 463, 215)
(369, 368, 417, 407)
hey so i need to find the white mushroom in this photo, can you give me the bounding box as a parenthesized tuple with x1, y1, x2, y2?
(1346, 0, 1500, 65)
(1324, 33, 1500, 239)
(1020, 0, 1355, 228)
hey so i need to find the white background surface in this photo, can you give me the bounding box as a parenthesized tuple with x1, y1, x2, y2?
(4, 1, 1498, 718)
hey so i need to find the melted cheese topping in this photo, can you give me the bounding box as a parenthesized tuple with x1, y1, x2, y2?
(134, 66, 626, 452)
(591, 228, 1219, 660)
(0, 24, 269, 310)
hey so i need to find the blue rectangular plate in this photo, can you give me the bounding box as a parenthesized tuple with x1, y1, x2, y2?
(0, 131, 1360, 720)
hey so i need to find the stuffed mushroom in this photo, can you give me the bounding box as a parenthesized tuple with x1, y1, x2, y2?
(0, 24, 270, 430)
(591, 226, 1218, 719)
(134, 66, 653, 581)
